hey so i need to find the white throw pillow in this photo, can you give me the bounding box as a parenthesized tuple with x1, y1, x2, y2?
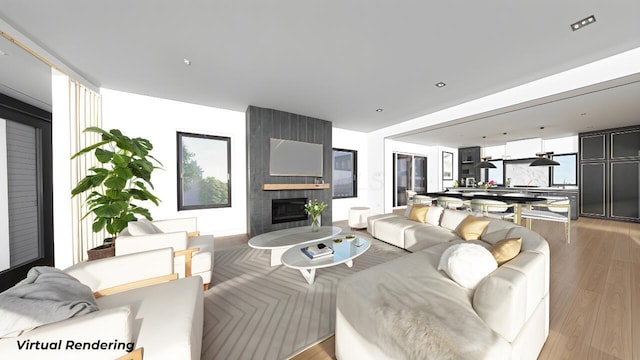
(425, 206, 443, 226)
(403, 205, 413, 218)
(440, 209, 470, 231)
(127, 218, 163, 236)
(438, 243, 498, 289)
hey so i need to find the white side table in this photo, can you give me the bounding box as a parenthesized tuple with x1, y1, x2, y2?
(348, 207, 370, 229)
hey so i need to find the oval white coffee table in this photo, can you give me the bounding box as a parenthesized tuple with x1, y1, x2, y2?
(281, 237, 370, 284)
(248, 226, 342, 266)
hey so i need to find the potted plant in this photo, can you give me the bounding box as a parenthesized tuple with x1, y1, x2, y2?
(71, 127, 163, 253)
(304, 199, 327, 232)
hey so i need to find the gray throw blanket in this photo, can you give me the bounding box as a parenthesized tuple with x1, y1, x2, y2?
(0, 266, 99, 338)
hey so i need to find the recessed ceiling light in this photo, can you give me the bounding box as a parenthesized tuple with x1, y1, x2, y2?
(435, 82, 446, 88)
(183, 58, 191, 66)
(375, 108, 383, 112)
(571, 15, 596, 31)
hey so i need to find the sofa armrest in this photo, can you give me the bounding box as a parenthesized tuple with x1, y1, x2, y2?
(115, 231, 189, 255)
(65, 248, 174, 292)
(0, 306, 133, 360)
(151, 217, 198, 233)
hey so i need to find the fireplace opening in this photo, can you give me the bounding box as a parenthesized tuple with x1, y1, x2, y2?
(272, 198, 308, 224)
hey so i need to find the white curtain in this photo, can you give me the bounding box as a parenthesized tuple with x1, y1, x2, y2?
(54, 70, 105, 263)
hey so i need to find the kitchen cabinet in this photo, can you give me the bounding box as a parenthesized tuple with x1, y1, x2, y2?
(458, 146, 480, 184)
(580, 163, 606, 217)
(580, 125, 640, 222)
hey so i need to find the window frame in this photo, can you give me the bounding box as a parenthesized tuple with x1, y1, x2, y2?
(332, 148, 358, 199)
(177, 131, 231, 210)
(551, 153, 578, 186)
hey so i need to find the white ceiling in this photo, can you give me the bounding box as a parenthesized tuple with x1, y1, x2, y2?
(0, 1, 639, 142)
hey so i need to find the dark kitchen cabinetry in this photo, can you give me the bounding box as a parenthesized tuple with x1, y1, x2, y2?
(579, 126, 640, 222)
(580, 162, 606, 217)
(458, 146, 480, 184)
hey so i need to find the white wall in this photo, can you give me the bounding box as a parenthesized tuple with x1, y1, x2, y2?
(544, 136, 578, 154)
(0, 119, 10, 271)
(101, 89, 246, 237)
(332, 128, 368, 221)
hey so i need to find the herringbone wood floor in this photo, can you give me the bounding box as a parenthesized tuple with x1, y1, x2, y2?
(286, 217, 640, 360)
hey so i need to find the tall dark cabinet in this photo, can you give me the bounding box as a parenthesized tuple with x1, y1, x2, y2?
(458, 146, 481, 184)
(579, 125, 640, 222)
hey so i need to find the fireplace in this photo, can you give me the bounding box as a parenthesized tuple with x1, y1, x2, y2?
(272, 198, 308, 224)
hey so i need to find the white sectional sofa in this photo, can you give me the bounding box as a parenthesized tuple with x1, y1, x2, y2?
(0, 248, 204, 360)
(336, 206, 550, 359)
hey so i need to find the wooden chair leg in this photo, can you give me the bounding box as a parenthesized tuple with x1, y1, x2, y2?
(203, 283, 209, 291)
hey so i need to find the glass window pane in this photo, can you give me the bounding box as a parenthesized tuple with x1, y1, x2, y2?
(487, 160, 503, 185)
(333, 149, 357, 198)
(552, 154, 577, 186)
(178, 132, 231, 209)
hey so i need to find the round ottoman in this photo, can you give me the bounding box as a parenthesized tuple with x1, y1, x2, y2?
(348, 207, 370, 229)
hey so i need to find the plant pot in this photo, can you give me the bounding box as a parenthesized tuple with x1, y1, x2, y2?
(87, 243, 115, 261)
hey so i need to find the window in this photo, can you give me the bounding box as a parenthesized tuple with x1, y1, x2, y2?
(177, 132, 231, 210)
(486, 159, 504, 185)
(0, 94, 53, 292)
(393, 153, 427, 206)
(332, 148, 357, 199)
(551, 153, 577, 186)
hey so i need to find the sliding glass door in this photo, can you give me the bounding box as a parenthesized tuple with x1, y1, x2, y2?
(393, 153, 427, 207)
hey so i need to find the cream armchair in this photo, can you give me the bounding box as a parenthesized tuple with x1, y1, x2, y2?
(0, 248, 204, 360)
(116, 217, 214, 290)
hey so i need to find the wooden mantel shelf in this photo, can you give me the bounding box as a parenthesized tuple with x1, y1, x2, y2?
(262, 183, 331, 191)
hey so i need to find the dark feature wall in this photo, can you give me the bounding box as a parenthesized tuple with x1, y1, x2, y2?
(246, 106, 332, 237)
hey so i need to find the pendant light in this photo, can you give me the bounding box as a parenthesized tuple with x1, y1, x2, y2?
(530, 152, 559, 166)
(475, 156, 496, 168)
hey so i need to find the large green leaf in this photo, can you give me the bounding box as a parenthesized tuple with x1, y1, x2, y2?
(130, 206, 152, 220)
(89, 173, 108, 187)
(105, 189, 131, 201)
(92, 217, 107, 233)
(95, 148, 114, 163)
(104, 176, 127, 190)
(111, 153, 131, 168)
(130, 189, 160, 205)
(93, 203, 125, 218)
(114, 167, 133, 180)
(71, 177, 94, 196)
(70, 139, 111, 159)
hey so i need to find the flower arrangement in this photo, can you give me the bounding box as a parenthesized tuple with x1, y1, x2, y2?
(482, 180, 496, 189)
(304, 199, 327, 232)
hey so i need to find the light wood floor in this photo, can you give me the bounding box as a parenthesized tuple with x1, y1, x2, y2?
(281, 217, 640, 360)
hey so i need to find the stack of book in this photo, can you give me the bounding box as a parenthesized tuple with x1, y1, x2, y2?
(301, 244, 333, 260)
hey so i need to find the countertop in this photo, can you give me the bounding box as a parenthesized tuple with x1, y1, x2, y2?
(446, 186, 578, 193)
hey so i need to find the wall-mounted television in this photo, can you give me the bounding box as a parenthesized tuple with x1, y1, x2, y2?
(270, 138, 323, 177)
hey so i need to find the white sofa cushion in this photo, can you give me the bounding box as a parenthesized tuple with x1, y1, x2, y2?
(403, 225, 459, 252)
(96, 276, 204, 360)
(440, 209, 470, 231)
(127, 218, 163, 235)
(438, 243, 497, 289)
(425, 205, 443, 226)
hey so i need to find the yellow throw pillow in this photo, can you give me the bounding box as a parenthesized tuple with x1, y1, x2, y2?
(490, 238, 522, 265)
(456, 216, 490, 240)
(408, 205, 430, 223)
